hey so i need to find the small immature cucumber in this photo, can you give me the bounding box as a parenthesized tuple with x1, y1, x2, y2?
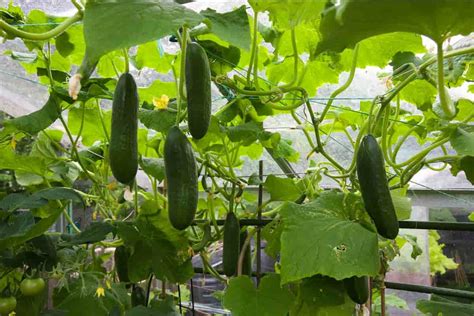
(185, 42, 212, 139)
(164, 126, 198, 230)
(356, 134, 399, 239)
(344, 276, 369, 304)
(109, 73, 139, 185)
(223, 212, 240, 277)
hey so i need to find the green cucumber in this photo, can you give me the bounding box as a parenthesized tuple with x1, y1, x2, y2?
(344, 276, 369, 304)
(185, 42, 211, 139)
(223, 212, 240, 277)
(164, 126, 198, 230)
(109, 73, 139, 185)
(356, 134, 399, 239)
(114, 246, 131, 285)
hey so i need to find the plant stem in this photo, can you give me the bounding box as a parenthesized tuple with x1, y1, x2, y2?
(247, 11, 259, 86)
(436, 42, 455, 118)
(176, 27, 188, 125)
(0, 12, 82, 41)
(320, 44, 359, 122)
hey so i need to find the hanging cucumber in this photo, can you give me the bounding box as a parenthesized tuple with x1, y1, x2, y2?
(223, 212, 240, 277)
(356, 134, 399, 239)
(239, 230, 252, 276)
(114, 246, 131, 286)
(164, 126, 198, 230)
(185, 42, 212, 139)
(344, 276, 369, 304)
(109, 73, 139, 185)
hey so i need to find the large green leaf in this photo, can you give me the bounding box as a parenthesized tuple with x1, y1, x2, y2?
(316, 0, 474, 54)
(223, 274, 294, 316)
(417, 295, 474, 316)
(290, 275, 355, 316)
(249, 0, 326, 30)
(264, 175, 303, 201)
(140, 158, 165, 181)
(83, 0, 203, 60)
(279, 191, 380, 284)
(0, 210, 62, 250)
(117, 217, 193, 283)
(138, 109, 176, 134)
(201, 6, 250, 50)
(450, 126, 474, 156)
(63, 222, 115, 245)
(0, 187, 85, 211)
(3, 94, 61, 134)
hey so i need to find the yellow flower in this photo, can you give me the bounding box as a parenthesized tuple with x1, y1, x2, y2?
(95, 286, 105, 298)
(106, 181, 118, 191)
(153, 95, 170, 110)
(9, 312, 16, 316)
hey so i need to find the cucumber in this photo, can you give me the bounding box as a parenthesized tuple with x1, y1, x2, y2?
(223, 212, 240, 277)
(356, 134, 399, 239)
(239, 230, 252, 276)
(164, 126, 198, 230)
(344, 276, 369, 304)
(109, 73, 139, 185)
(185, 42, 211, 139)
(114, 246, 131, 285)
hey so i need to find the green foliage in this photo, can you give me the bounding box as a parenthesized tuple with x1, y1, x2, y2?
(0, 0, 472, 314)
(223, 274, 294, 316)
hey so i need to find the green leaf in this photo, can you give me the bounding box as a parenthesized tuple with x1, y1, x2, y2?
(264, 175, 303, 201)
(390, 188, 412, 220)
(63, 222, 115, 245)
(0, 209, 62, 250)
(399, 79, 437, 111)
(68, 102, 111, 146)
(0, 187, 84, 211)
(223, 274, 294, 316)
(450, 126, 474, 156)
(3, 94, 61, 134)
(290, 275, 355, 316)
(54, 275, 130, 316)
(316, 0, 474, 55)
(139, 80, 177, 102)
(417, 295, 474, 316)
(149, 295, 180, 316)
(118, 218, 193, 283)
(138, 109, 177, 134)
(83, 0, 203, 60)
(198, 40, 241, 76)
(450, 156, 474, 185)
(140, 158, 165, 181)
(201, 6, 250, 50)
(250, 0, 326, 30)
(135, 42, 175, 73)
(279, 191, 380, 284)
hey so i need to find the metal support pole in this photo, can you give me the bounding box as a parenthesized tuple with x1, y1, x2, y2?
(256, 160, 263, 285)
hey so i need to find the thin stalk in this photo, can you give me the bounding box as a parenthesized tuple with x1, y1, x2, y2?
(176, 26, 188, 124)
(320, 44, 359, 122)
(247, 12, 259, 86)
(436, 42, 455, 118)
